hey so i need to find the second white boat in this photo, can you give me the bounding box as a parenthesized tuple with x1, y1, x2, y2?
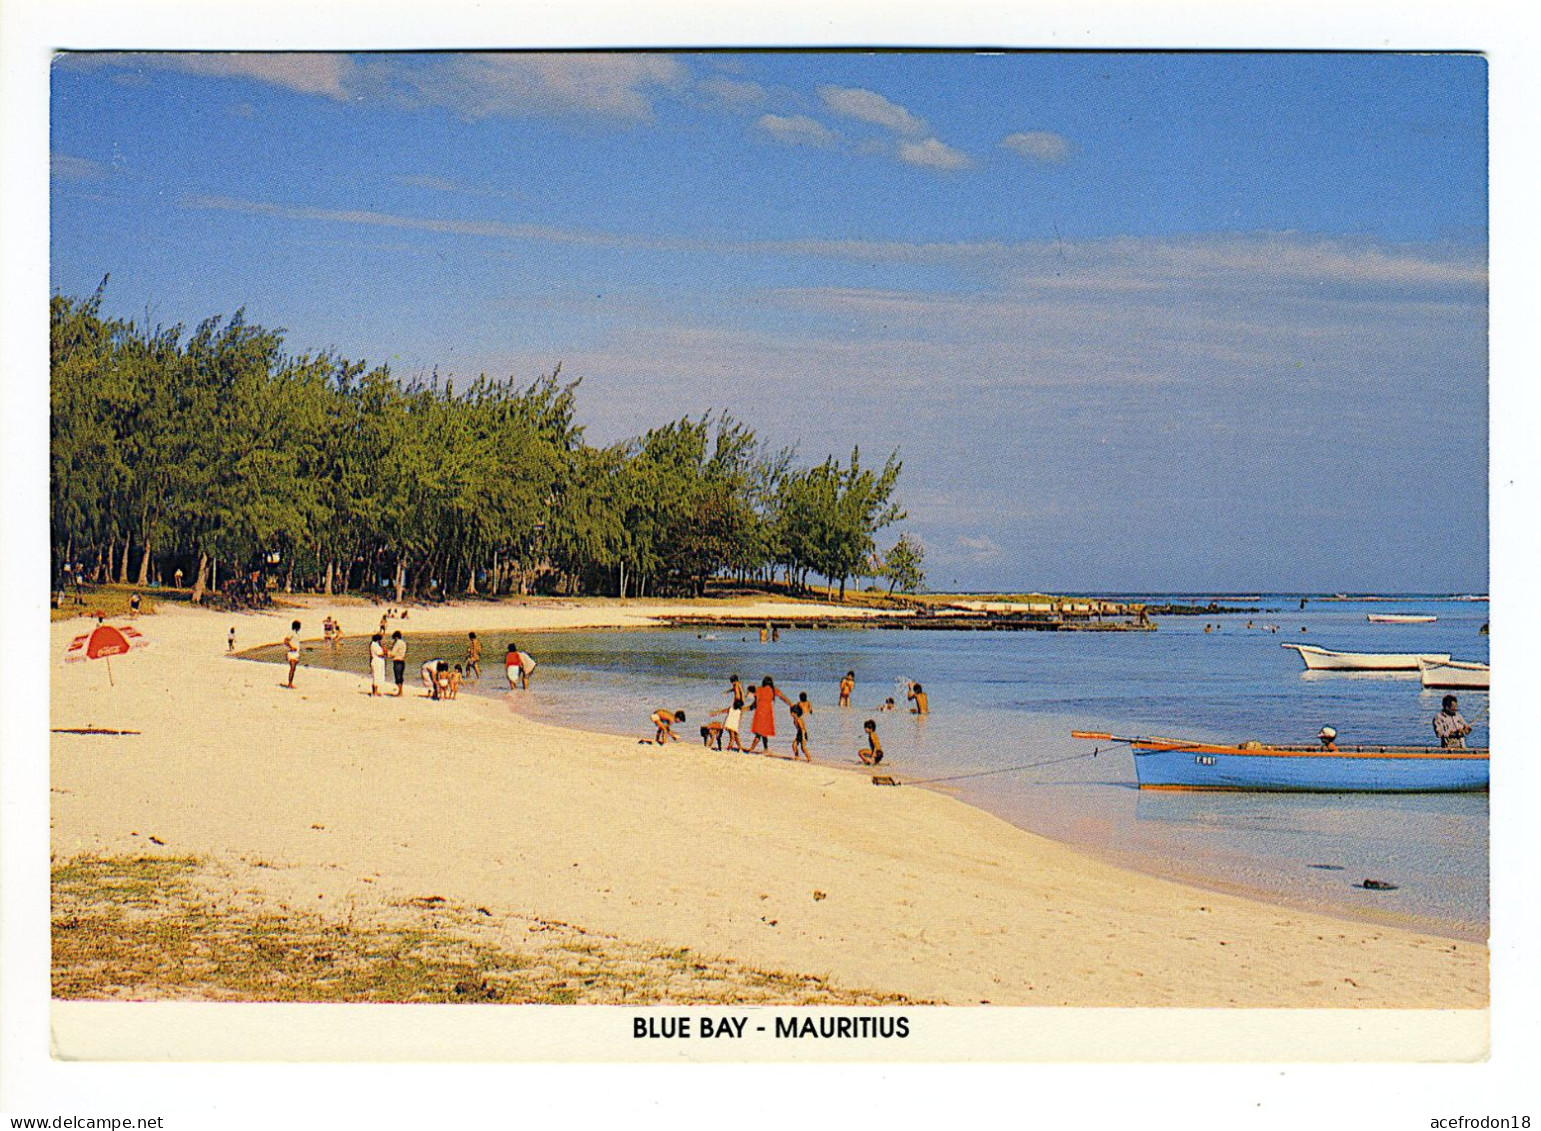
(1283, 643, 1451, 671)
(1418, 658, 1490, 690)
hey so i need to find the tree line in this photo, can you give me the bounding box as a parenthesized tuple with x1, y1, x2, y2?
(51, 282, 924, 603)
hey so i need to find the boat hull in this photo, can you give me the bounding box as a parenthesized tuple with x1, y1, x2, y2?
(1367, 614, 1437, 624)
(1131, 742, 1488, 792)
(1418, 659, 1490, 690)
(1283, 644, 1450, 671)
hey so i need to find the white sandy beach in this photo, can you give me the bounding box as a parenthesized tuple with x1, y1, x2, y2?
(49, 598, 1488, 1008)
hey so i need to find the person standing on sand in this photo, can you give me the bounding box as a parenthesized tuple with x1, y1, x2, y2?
(838, 671, 854, 707)
(465, 632, 482, 680)
(227, 626, 236, 653)
(790, 700, 811, 761)
(389, 631, 407, 697)
(173, 568, 183, 588)
(368, 633, 387, 696)
(129, 591, 142, 617)
(745, 676, 792, 754)
(283, 621, 302, 688)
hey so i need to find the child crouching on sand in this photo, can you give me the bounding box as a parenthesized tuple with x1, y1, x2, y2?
(858, 719, 884, 765)
(651, 709, 685, 744)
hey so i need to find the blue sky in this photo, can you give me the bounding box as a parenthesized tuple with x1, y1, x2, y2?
(49, 51, 1488, 592)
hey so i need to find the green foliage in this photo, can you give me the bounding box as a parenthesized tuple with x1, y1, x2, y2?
(50, 286, 906, 600)
(882, 532, 926, 595)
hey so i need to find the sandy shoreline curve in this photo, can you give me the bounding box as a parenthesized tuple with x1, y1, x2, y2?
(50, 597, 1487, 1008)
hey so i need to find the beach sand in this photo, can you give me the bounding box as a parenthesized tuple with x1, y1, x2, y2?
(50, 597, 1487, 1008)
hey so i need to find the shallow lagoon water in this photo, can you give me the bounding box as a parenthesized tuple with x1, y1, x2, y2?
(263, 596, 1488, 940)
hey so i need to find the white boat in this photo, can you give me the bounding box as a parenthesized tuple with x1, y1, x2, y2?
(1418, 658, 1490, 690)
(1282, 643, 1451, 671)
(1367, 613, 1437, 624)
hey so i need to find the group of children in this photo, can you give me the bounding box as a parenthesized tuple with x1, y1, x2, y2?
(648, 670, 926, 766)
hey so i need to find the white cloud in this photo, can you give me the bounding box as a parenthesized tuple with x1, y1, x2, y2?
(956, 535, 1003, 562)
(66, 52, 354, 100)
(424, 54, 688, 121)
(698, 77, 766, 107)
(754, 113, 836, 148)
(897, 137, 973, 171)
(817, 84, 928, 136)
(184, 193, 1487, 300)
(64, 51, 689, 122)
(50, 153, 103, 181)
(1001, 130, 1071, 163)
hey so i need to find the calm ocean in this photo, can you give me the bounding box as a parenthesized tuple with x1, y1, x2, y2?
(258, 595, 1489, 940)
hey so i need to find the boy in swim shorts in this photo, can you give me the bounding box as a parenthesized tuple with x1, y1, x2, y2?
(858, 719, 884, 765)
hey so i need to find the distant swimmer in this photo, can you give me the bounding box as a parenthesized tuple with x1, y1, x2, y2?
(1318, 726, 1338, 752)
(838, 671, 855, 707)
(858, 719, 884, 765)
(906, 681, 929, 715)
(1433, 695, 1472, 749)
(651, 708, 686, 745)
(880, 697, 896, 712)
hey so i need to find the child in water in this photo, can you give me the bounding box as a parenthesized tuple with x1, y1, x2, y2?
(858, 719, 884, 765)
(651, 709, 686, 744)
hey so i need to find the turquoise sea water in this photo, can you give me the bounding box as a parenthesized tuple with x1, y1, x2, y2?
(254, 596, 1489, 940)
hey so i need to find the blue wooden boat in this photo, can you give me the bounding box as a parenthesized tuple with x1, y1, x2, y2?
(1071, 731, 1488, 793)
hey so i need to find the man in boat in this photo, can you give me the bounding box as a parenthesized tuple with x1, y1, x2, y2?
(1433, 695, 1473, 749)
(1317, 726, 1338, 751)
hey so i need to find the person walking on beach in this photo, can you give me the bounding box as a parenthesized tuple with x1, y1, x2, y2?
(227, 626, 236, 653)
(790, 699, 811, 762)
(389, 631, 407, 697)
(283, 620, 302, 688)
(838, 671, 854, 707)
(858, 719, 884, 765)
(711, 697, 745, 751)
(1434, 695, 1473, 749)
(505, 644, 523, 690)
(465, 632, 482, 681)
(368, 632, 387, 696)
(745, 676, 792, 754)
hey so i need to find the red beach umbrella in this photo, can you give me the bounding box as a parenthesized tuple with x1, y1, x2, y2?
(63, 622, 148, 685)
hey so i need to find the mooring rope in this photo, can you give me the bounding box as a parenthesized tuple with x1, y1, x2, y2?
(895, 740, 1131, 787)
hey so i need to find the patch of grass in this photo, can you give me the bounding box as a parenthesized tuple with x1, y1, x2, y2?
(52, 854, 922, 1006)
(50, 584, 165, 623)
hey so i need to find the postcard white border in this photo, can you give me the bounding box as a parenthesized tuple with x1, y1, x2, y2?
(5, 0, 1538, 1125)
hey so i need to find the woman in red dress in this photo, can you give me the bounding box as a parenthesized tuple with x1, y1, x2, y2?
(745, 675, 792, 754)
